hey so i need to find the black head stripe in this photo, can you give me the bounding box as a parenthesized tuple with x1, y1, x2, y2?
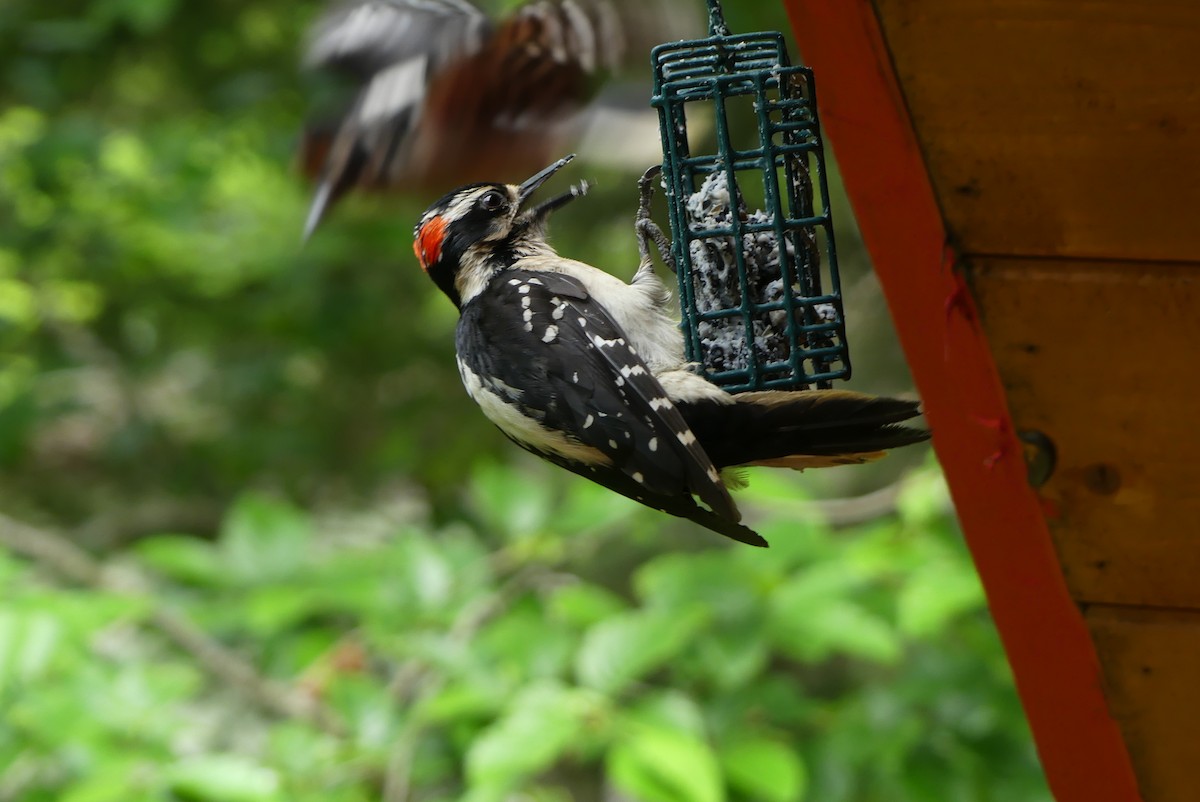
(424, 182, 492, 219)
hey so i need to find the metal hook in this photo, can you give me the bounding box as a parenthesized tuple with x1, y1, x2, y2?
(706, 0, 730, 36)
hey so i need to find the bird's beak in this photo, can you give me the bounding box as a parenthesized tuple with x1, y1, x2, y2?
(516, 154, 576, 207)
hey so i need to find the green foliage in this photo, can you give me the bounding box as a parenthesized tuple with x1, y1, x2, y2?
(720, 736, 807, 802)
(0, 465, 1051, 801)
(609, 722, 725, 802)
(167, 756, 283, 802)
(1, 2, 1047, 800)
(577, 607, 708, 695)
(0, 0, 515, 530)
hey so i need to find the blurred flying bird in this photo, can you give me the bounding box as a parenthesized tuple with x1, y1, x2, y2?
(299, 0, 689, 238)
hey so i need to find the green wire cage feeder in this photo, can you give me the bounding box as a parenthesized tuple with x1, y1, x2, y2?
(651, 0, 849, 392)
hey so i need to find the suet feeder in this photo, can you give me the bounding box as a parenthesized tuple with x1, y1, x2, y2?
(651, 0, 849, 392)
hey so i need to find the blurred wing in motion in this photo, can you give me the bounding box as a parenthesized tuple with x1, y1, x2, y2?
(299, 0, 624, 238)
(410, 1, 623, 188)
(304, 0, 490, 79)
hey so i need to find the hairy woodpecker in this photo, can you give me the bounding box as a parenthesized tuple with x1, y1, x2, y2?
(299, 0, 642, 239)
(412, 155, 929, 546)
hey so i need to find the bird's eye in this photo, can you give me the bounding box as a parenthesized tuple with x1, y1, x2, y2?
(479, 191, 505, 212)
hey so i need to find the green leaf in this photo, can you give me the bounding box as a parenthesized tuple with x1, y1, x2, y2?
(898, 562, 985, 638)
(896, 468, 953, 528)
(628, 690, 707, 738)
(466, 683, 599, 790)
(0, 610, 61, 690)
(219, 493, 312, 582)
(634, 552, 761, 618)
(771, 562, 866, 611)
(720, 736, 807, 802)
(548, 583, 627, 628)
(576, 607, 706, 695)
(694, 625, 769, 690)
(476, 604, 575, 679)
(134, 533, 225, 586)
(167, 755, 281, 802)
(553, 477, 641, 533)
(59, 758, 147, 802)
(468, 462, 556, 539)
(423, 683, 502, 724)
(769, 561, 905, 662)
(409, 537, 453, 610)
(608, 723, 725, 802)
(458, 787, 507, 802)
(240, 584, 320, 635)
(774, 599, 901, 664)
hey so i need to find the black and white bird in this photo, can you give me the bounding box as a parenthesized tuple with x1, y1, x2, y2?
(298, 0, 627, 239)
(412, 155, 929, 546)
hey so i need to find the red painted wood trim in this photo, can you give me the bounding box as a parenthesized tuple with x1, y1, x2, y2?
(780, 1, 1142, 800)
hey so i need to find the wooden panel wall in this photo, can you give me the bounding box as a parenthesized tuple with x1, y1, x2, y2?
(784, 3, 1145, 797)
(867, 1, 1200, 798)
(974, 260, 1200, 798)
(972, 260, 1200, 609)
(1088, 607, 1200, 802)
(873, 0, 1200, 262)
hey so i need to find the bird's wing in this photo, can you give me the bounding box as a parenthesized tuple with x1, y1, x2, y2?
(409, 0, 622, 181)
(301, 0, 621, 234)
(456, 269, 763, 545)
(423, 0, 621, 119)
(301, 1, 493, 236)
(305, 0, 490, 79)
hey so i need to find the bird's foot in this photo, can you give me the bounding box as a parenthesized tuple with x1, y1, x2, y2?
(636, 165, 676, 274)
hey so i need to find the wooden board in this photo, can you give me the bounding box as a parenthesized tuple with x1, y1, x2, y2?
(971, 258, 1200, 608)
(872, 0, 1200, 262)
(1088, 606, 1200, 801)
(784, 3, 1142, 800)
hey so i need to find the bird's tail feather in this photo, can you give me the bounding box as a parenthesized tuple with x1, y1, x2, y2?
(679, 389, 929, 470)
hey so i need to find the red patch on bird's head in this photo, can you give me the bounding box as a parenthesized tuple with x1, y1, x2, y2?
(414, 215, 448, 271)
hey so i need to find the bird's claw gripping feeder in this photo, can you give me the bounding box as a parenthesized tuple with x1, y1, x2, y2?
(651, 0, 850, 392)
